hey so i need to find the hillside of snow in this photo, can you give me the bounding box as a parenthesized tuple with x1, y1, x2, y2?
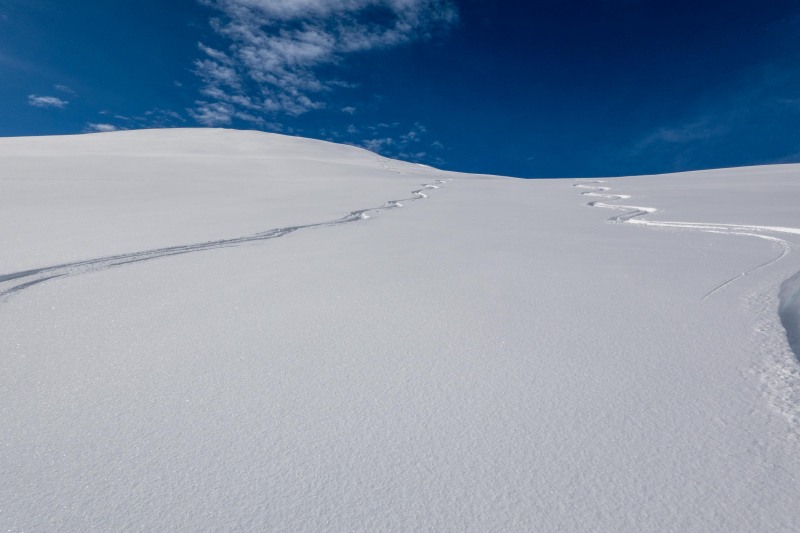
(1, 129, 799, 531)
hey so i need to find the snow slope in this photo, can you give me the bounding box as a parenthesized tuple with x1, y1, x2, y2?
(1, 129, 799, 531)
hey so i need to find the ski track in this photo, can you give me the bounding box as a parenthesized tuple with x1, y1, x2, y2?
(574, 179, 800, 427)
(0, 172, 449, 303)
(573, 179, 800, 300)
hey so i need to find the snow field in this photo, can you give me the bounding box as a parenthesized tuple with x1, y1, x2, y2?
(1, 129, 799, 531)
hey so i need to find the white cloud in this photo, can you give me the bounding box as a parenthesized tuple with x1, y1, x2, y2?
(193, 0, 458, 124)
(85, 123, 119, 132)
(342, 106, 357, 114)
(142, 108, 189, 127)
(360, 122, 443, 163)
(90, 108, 188, 130)
(639, 119, 728, 146)
(190, 101, 236, 126)
(27, 95, 68, 108)
(362, 137, 395, 152)
(54, 84, 77, 95)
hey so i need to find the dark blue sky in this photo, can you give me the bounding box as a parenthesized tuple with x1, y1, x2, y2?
(1, 0, 799, 177)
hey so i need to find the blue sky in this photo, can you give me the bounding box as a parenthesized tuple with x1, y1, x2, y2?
(1, 0, 799, 178)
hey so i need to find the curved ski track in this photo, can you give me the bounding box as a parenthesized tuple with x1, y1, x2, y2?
(573, 180, 800, 300)
(574, 179, 800, 418)
(0, 178, 449, 303)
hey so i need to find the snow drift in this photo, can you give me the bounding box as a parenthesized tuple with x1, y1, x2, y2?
(780, 271, 800, 363)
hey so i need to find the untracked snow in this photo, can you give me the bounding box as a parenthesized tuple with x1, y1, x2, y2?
(1, 129, 799, 531)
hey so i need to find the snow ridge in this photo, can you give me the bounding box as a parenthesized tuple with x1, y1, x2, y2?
(0, 179, 448, 303)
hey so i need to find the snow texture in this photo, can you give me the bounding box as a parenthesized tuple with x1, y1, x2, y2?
(1, 129, 799, 531)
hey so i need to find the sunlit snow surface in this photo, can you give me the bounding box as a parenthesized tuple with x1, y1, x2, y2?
(1, 129, 799, 531)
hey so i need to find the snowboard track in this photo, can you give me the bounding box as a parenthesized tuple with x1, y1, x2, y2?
(0, 179, 448, 303)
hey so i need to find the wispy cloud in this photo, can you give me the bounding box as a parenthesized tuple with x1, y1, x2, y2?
(27, 94, 68, 108)
(360, 122, 444, 163)
(622, 67, 800, 173)
(85, 123, 120, 133)
(635, 118, 730, 149)
(191, 101, 237, 126)
(54, 84, 77, 96)
(100, 108, 188, 129)
(362, 137, 395, 153)
(771, 149, 800, 164)
(191, 0, 458, 125)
